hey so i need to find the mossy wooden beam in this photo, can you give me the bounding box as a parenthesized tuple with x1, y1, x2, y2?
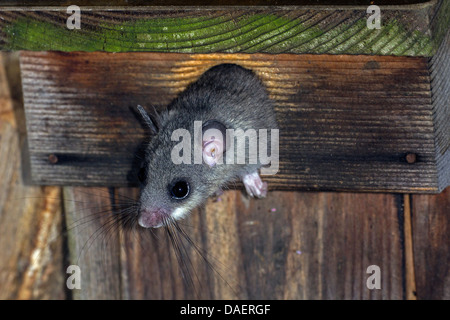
(0, 0, 448, 56)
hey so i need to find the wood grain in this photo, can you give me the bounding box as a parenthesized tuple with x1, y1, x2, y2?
(118, 187, 226, 299)
(0, 1, 435, 6)
(63, 187, 122, 299)
(411, 187, 450, 300)
(0, 52, 64, 300)
(41, 182, 450, 300)
(1, 49, 449, 300)
(403, 194, 417, 300)
(62, 188, 406, 299)
(0, 2, 446, 56)
(19, 51, 448, 193)
(235, 191, 405, 299)
(429, 28, 450, 192)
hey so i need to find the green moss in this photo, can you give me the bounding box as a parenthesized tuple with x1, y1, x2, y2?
(3, 13, 436, 56)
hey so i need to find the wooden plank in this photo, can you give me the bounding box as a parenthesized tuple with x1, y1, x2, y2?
(63, 186, 122, 299)
(411, 187, 450, 300)
(1, 1, 448, 56)
(403, 194, 417, 300)
(0, 1, 435, 6)
(429, 28, 450, 192)
(71, 188, 405, 299)
(0, 52, 64, 299)
(20, 51, 448, 193)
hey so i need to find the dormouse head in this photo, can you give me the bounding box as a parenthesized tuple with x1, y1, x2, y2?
(135, 106, 227, 228)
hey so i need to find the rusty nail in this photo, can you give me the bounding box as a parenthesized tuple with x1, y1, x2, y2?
(406, 153, 417, 164)
(48, 154, 58, 164)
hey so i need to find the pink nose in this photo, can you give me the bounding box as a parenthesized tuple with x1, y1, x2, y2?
(138, 209, 168, 228)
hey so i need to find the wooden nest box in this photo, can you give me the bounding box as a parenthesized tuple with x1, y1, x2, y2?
(0, 0, 448, 193)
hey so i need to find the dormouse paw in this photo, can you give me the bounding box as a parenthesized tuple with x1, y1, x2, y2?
(212, 189, 224, 202)
(242, 171, 268, 198)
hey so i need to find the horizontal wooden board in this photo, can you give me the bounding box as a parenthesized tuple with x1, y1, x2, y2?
(19, 51, 449, 193)
(0, 1, 435, 6)
(0, 0, 448, 56)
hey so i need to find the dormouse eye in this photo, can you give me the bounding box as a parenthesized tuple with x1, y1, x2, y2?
(170, 180, 190, 200)
(137, 166, 147, 184)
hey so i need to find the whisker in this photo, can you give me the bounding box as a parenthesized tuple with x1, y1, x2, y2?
(173, 220, 240, 297)
(56, 187, 238, 299)
(71, 187, 137, 203)
(165, 218, 200, 298)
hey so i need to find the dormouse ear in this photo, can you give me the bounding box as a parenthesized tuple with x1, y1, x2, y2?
(136, 105, 159, 134)
(202, 120, 227, 167)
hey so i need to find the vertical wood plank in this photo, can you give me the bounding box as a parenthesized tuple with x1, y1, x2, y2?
(118, 187, 188, 299)
(0, 52, 65, 299)
(235, 191, 404, 299)
(403, 194, 417, 300)
(202, 191, 248, 299)
(412, 187, 450, 300)
(63, 187, 122, 299)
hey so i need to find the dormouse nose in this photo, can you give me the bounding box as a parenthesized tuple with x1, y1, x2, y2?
(138, 208, 168, 228)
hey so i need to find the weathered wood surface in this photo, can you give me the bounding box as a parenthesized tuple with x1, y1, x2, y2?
(0, 0, 436, 5)
(63, 186, 450, 300)
(63, 187, 122, 299)
(64, 187, 408, 299)
(429, 27, 450, 192)
(403, 194, 417, 300)
(0, 0, 448, 57)
(20, 51, 449, 193)
(412, 187, 450, 300)
(1, 52, 449, 300)
(0, 52, 64, 299)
